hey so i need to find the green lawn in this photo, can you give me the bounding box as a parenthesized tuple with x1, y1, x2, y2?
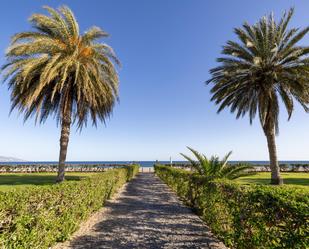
(0, 172, 96, 191)
(237, 172, 309, 188)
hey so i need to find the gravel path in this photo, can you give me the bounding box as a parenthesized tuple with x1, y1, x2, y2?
(56, 173, 227, 249)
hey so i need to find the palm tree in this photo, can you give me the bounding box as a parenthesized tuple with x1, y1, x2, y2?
(2, 6, 119, 182)
(180, 147, 254, 180)
(207, 9, 309, 185)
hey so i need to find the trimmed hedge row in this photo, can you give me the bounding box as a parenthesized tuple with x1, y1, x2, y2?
(0, 164, 133, 173)
(162, 163, 309, 172)
(0, 165, 139, 249)
(155, 165, 309, 249)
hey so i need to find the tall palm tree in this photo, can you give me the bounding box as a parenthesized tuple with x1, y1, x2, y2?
(207, 9, 309, 185)
(2, 6, 119, 182)
(180, 147, 254, 180)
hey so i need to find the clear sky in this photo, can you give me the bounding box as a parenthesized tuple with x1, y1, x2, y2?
(0, 0, 309, 161)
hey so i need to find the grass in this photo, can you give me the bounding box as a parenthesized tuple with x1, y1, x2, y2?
(237, 172, 309, 188)
(0, 172, 96, 191)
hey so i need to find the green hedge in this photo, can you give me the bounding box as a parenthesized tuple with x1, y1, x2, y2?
(155, 165, 309, 249)
(0, 164, 138, 173)
(0, 165, 139, 249)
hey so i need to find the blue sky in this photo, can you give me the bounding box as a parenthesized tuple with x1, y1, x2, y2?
(0, 0, 309, 161)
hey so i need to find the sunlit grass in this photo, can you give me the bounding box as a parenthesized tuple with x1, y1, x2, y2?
(0, 172, 97, 191)
(237, 172, 309, 189)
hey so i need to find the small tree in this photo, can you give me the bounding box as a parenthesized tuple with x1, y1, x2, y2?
(180, 147, 254, 180)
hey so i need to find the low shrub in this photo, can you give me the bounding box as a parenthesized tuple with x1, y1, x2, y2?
(0, 164, 135, 173)
(279, 163, 289, 171)
(0, 165, 139, 248)
(155, 165, 308, 249)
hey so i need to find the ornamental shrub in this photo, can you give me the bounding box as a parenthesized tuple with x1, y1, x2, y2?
(0, 165, 139, 248)
(155, 165, 308, 249)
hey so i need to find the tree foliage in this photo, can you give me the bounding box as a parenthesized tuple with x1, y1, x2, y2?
(180, 147, 254, 180)
(2, 5, 119, 129)
(207, 8, 309, 134)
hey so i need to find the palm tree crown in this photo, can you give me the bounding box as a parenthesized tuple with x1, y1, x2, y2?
(207, 8, 309, 134)
(181, 147, 254, 180)
(3, 5, 119, 128)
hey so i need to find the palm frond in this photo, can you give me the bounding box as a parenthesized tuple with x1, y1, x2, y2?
(2, 5, 120, 130)
(180, 152, 202, 174)
(207, 8, 309, 134)
(181, 147, 253, 180)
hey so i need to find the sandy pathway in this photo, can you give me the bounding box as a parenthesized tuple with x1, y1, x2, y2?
(54, 173, 227, 249)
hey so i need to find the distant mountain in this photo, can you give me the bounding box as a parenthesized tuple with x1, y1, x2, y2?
(0, 156, 26, 162)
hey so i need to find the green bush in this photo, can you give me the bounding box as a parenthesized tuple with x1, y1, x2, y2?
(0, 165, 139, 249)
(155, 165, 309, 249)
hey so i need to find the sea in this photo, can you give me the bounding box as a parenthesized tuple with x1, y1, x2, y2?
(1, 161, 309, 167)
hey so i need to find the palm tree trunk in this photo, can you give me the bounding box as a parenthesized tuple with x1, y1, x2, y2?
(56, 106, 72, 183)
(264, 125, 283, 185)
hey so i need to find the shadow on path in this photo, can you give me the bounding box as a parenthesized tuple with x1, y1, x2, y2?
(67, 173, 227, 249)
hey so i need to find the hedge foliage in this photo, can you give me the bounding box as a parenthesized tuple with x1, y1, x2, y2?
(0, 165, 139, 249)
(0, 164, 135, 173)
(161, 163, 309, 172)
(155, 165, 309, 249)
